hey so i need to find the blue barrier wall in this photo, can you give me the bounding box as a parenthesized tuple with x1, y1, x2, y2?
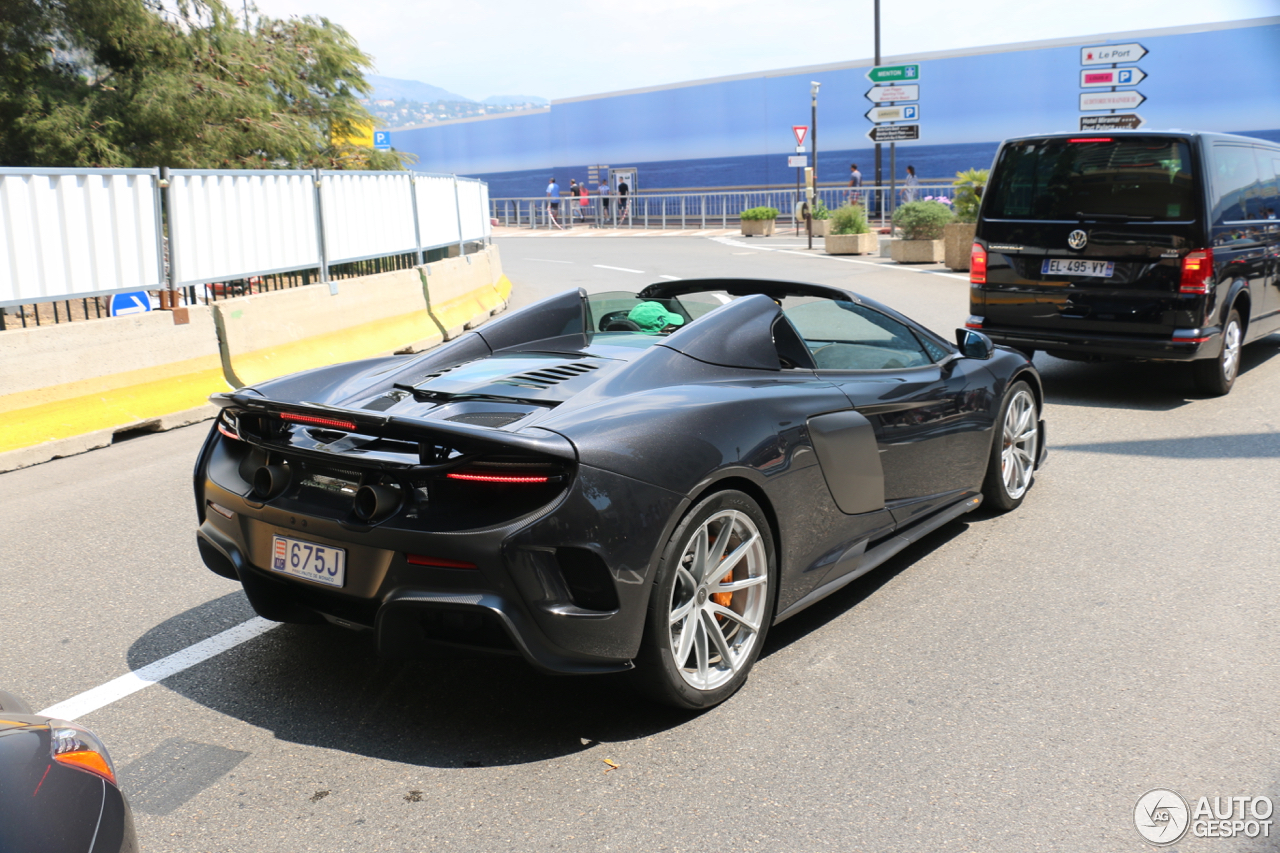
(392, 18, 1280, 195)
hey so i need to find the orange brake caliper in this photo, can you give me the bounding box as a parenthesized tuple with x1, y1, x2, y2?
(708, 537, 734, 615)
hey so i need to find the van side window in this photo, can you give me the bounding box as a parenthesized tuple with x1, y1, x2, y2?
(1251, 150, 1280, 223)
(1211, 145, 1261, 224)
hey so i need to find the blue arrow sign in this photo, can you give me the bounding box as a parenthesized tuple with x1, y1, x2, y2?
(109, 291, 152, 316)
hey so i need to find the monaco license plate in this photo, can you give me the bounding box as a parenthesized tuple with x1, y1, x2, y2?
(271, 535, 346, 588)
(1042, 258, 1114, 277)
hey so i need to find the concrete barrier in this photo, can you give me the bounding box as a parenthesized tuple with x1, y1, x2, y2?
(0, 245, 509, 472)
(213, 266, 444, 389)
(0, 306, 228, 471)
(421, 245, 510, 339)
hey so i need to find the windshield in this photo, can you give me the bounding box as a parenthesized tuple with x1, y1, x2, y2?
(984, 137, 1197, 221)
(586, 291, 723, 337)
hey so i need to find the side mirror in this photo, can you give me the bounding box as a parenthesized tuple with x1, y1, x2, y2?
(955, 328, 995, 360)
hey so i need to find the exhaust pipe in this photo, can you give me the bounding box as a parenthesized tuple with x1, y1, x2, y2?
(252, 465, 290, 500)
(354, 485, 401, 522)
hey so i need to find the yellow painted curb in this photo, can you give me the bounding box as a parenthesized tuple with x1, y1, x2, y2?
(0, 366, 230, 454)
(493, 274, 513, 301)
(225, 310, 442, 389)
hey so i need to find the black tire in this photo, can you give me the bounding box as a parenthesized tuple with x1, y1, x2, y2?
(636, 490, 777, 710)
(1192, 308, 1242, 396)
(981, 380, 1040, 512)
(0, 688, 33, 716)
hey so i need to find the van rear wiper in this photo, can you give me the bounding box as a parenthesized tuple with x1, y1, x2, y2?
(1075, 211, 1155, 221)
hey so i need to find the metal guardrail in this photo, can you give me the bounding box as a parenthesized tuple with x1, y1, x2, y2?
(490, 184, 958, 230)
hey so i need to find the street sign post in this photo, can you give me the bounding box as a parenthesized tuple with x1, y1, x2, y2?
(1080, 43, 1147, 65)
(865, 105, 919, 123)
(788, 155, 807, 168)
(1079, 114, 1145, 130)
(867, 125, 920, 142)
(865, 85, 919, 104)
(373, 131, 391, 151)
(1080, 90, 1146, 111)
(866, 64, 920, 84)
(1080, 67, 1147, 87)
(792, 125, 808, 147)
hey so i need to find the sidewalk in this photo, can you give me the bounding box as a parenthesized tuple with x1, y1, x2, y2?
(492, 224, 741, 238)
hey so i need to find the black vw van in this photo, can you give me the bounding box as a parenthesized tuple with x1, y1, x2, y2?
(968, 130, 1280, 395)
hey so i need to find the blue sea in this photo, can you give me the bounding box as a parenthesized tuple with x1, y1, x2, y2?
(475, 128, 1280, 198)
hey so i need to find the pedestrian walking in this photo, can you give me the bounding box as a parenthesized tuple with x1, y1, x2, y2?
(546, 176, 562, 226)
(598, 180, 611, 224)
(617, 178, 630, 220)
(901, 165, 919, 204)
(847, 163, 864, 207)
(568, 179, 582, 220)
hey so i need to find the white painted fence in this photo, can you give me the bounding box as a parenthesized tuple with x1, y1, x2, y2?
(0, 169, 165, 307)
(0, 167, 491, 306)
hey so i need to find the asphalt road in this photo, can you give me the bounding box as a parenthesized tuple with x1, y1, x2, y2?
(2, 235, 1278, 852)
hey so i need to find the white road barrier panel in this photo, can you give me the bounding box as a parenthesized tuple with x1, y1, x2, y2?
(0, 168, 164, 307)
(166, 169, 321, 289)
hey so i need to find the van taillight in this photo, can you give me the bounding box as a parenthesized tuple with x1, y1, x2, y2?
(1179, 249, 1214, 294)
(969, 244, 988, 285)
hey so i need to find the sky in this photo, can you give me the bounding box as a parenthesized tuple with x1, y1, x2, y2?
(242, 0, 1279, 102)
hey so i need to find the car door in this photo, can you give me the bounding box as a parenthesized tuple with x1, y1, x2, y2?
(782, 299, 994, 526)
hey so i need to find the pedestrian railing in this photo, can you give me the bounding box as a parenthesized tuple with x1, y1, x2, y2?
(491, 183, 958, 231)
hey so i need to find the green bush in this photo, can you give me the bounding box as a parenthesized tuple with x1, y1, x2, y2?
(811, 199, 831, 220)
(951, 168, 989, 224)
(740, 206, 780, 221)
(829, 203, 869, 235)
(892, 200, 952, 240)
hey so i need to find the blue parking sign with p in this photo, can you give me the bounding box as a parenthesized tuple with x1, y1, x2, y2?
(903, 105, 918, 120)
(373, 131, 391, 150)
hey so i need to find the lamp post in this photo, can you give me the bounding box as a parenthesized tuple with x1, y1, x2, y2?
(809, 81, 821, 250)
(873, 0, 881, 219)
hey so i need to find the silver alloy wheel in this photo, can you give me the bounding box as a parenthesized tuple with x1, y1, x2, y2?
(667, 509, 769, 691)
(1001, 388, 1038, 500)
(1221, 317, 1242, 382)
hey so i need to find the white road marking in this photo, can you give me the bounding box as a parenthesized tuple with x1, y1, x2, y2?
(39, 618, 278, 721)
(659, 275, 681, 281)
(593, 264, 646, 274)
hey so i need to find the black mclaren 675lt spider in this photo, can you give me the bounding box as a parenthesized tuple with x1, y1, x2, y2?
(195, 279, 1046, 708)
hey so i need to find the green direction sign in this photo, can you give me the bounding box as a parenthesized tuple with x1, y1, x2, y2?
(866, 64, 920, 84)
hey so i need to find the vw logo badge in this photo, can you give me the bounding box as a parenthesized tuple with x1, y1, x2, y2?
(1067, 229, 1088, 250)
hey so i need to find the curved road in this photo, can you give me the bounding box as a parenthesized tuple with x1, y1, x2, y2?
(2, 235, 1278, 852)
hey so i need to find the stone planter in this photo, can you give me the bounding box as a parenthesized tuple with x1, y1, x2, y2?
(889, 238, 945, 263)
(740, 219, 776, 237)
(809, 219, 830, 237)
(943, 222, 977, 271)
(824, 232, 879, 255)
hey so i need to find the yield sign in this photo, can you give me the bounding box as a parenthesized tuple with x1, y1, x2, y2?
(792, 125, 809, 147)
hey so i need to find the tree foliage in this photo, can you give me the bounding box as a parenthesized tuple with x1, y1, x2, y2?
(0, 0, 410, 169)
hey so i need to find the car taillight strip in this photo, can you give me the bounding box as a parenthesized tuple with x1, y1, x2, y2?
(446, 472, 551, 484)
(280, 412, 358, 430)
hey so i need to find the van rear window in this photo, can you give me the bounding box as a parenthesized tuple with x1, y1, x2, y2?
(984, 137, 1196, 221)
